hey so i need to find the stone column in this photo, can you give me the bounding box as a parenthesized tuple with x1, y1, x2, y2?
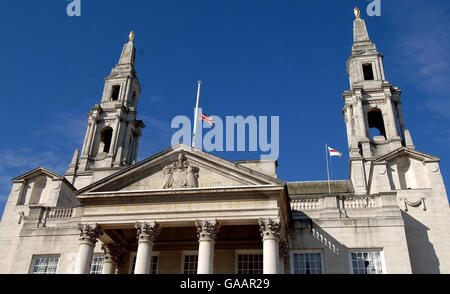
(344, 105, 354, 149)
(195, 219, 218, 274)
(133, 134, 142, 164)
(134, 222, 160, 274)
(87, 118, 98, 156)
(121, 118, 134, 164)
(354, 99, 368, 140)
(396, 101, 406, 138)
(84, 119, 95, 156)
(385, 93, 399, 139)
(109, 114, 121, 157)
(101, 243, 127, 274)
(81, 121, 92, 155)
(75, 224, 102, 274)
(258, 218, 281, 274)
(122, 77, 131, 102)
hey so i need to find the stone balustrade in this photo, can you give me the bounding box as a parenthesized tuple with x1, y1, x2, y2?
(343, 196, 377, 209)
(22, 206, 78, 228)
(46, 208, 74, 220)
(290, 194, 385, 214)
(290, 199, 321, 211)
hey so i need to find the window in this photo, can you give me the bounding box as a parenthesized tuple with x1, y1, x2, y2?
(111, 85, 120, 101)
(30, 256, 59, 274)
(182, 253, 198, 274)
(363, 64, 374, 80)
(368, 108, 386, 139)
(291, 252, 324, 274)
(350, 251, 385, 274)
(90, 255, 104, 274)
(100, 127, 113, 153)
(129, 253, 159, 274)
(236, 253, 263, 274)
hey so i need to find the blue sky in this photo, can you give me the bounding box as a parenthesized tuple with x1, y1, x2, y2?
(1, 0, 450, 218)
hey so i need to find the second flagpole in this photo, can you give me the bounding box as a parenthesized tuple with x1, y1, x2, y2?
(326, 143, 331, 194)
(192, 81, 202, 148)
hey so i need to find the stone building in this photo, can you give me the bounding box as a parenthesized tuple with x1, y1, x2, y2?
(0, 10, 449, 274)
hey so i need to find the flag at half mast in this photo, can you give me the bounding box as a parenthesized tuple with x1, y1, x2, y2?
(199, 113, 215, 126)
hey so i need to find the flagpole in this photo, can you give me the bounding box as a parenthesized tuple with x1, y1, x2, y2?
(329, 148, 333, 181)
(326, 143, 331, 195)
(192, 81, 202, 148)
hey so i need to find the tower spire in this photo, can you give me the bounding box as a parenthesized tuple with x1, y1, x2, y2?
(67, 31, 145, 181)
(117, 31, 136, 67)
(342, 8, 412, 194)
(352, 10, 377, 55)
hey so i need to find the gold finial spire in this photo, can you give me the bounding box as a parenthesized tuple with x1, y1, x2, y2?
(354, 7, 361, 19)
(129, 31, 135, 42)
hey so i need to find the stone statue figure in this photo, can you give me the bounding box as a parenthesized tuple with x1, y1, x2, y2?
(187, 165, 200, 188)
(161, 152, 200, 189)
(162, 165, 173, 189)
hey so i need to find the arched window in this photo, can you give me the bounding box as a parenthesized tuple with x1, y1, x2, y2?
(368, 108, 386, 140)
(100, 127, 113, 153)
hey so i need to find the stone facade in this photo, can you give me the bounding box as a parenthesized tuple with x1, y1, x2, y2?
(0, 13, 449, 274)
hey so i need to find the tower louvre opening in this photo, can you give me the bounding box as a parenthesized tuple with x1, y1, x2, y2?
(368, 108, 386, 140)
(111, 85, 121, 101)
(363, 64, 374, 80)
(101, 127, 113, 153)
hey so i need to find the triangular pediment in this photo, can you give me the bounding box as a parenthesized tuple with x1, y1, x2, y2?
(76, 144, 284, 195)
(12, 167, 63, 182)
(374, 147, 440, 164)
(11, 167, 76, 193)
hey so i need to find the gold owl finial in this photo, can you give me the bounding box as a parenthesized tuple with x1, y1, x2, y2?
(354, 7, 361, 19)
(129, 31, 135, 42)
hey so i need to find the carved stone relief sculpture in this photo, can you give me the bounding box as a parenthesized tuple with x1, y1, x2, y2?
(162, 153, 199, 189)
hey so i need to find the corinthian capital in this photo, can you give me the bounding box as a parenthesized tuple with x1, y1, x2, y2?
(195, 219, 218, 241)
(102, 243, 127, 268)
(135, 221, 160, 243)
(258, 218, 281, 241)
(78, 224, 102, 245)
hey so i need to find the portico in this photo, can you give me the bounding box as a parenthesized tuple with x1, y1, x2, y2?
(73, 144, 291, 274)
(74, 218, 285, 274)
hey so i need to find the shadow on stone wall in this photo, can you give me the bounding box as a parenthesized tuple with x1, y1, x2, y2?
(290, 218, 351, 274)
(401, 211, 440, 274)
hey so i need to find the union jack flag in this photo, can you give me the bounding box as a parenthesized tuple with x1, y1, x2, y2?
(199, 113, 215, 126)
